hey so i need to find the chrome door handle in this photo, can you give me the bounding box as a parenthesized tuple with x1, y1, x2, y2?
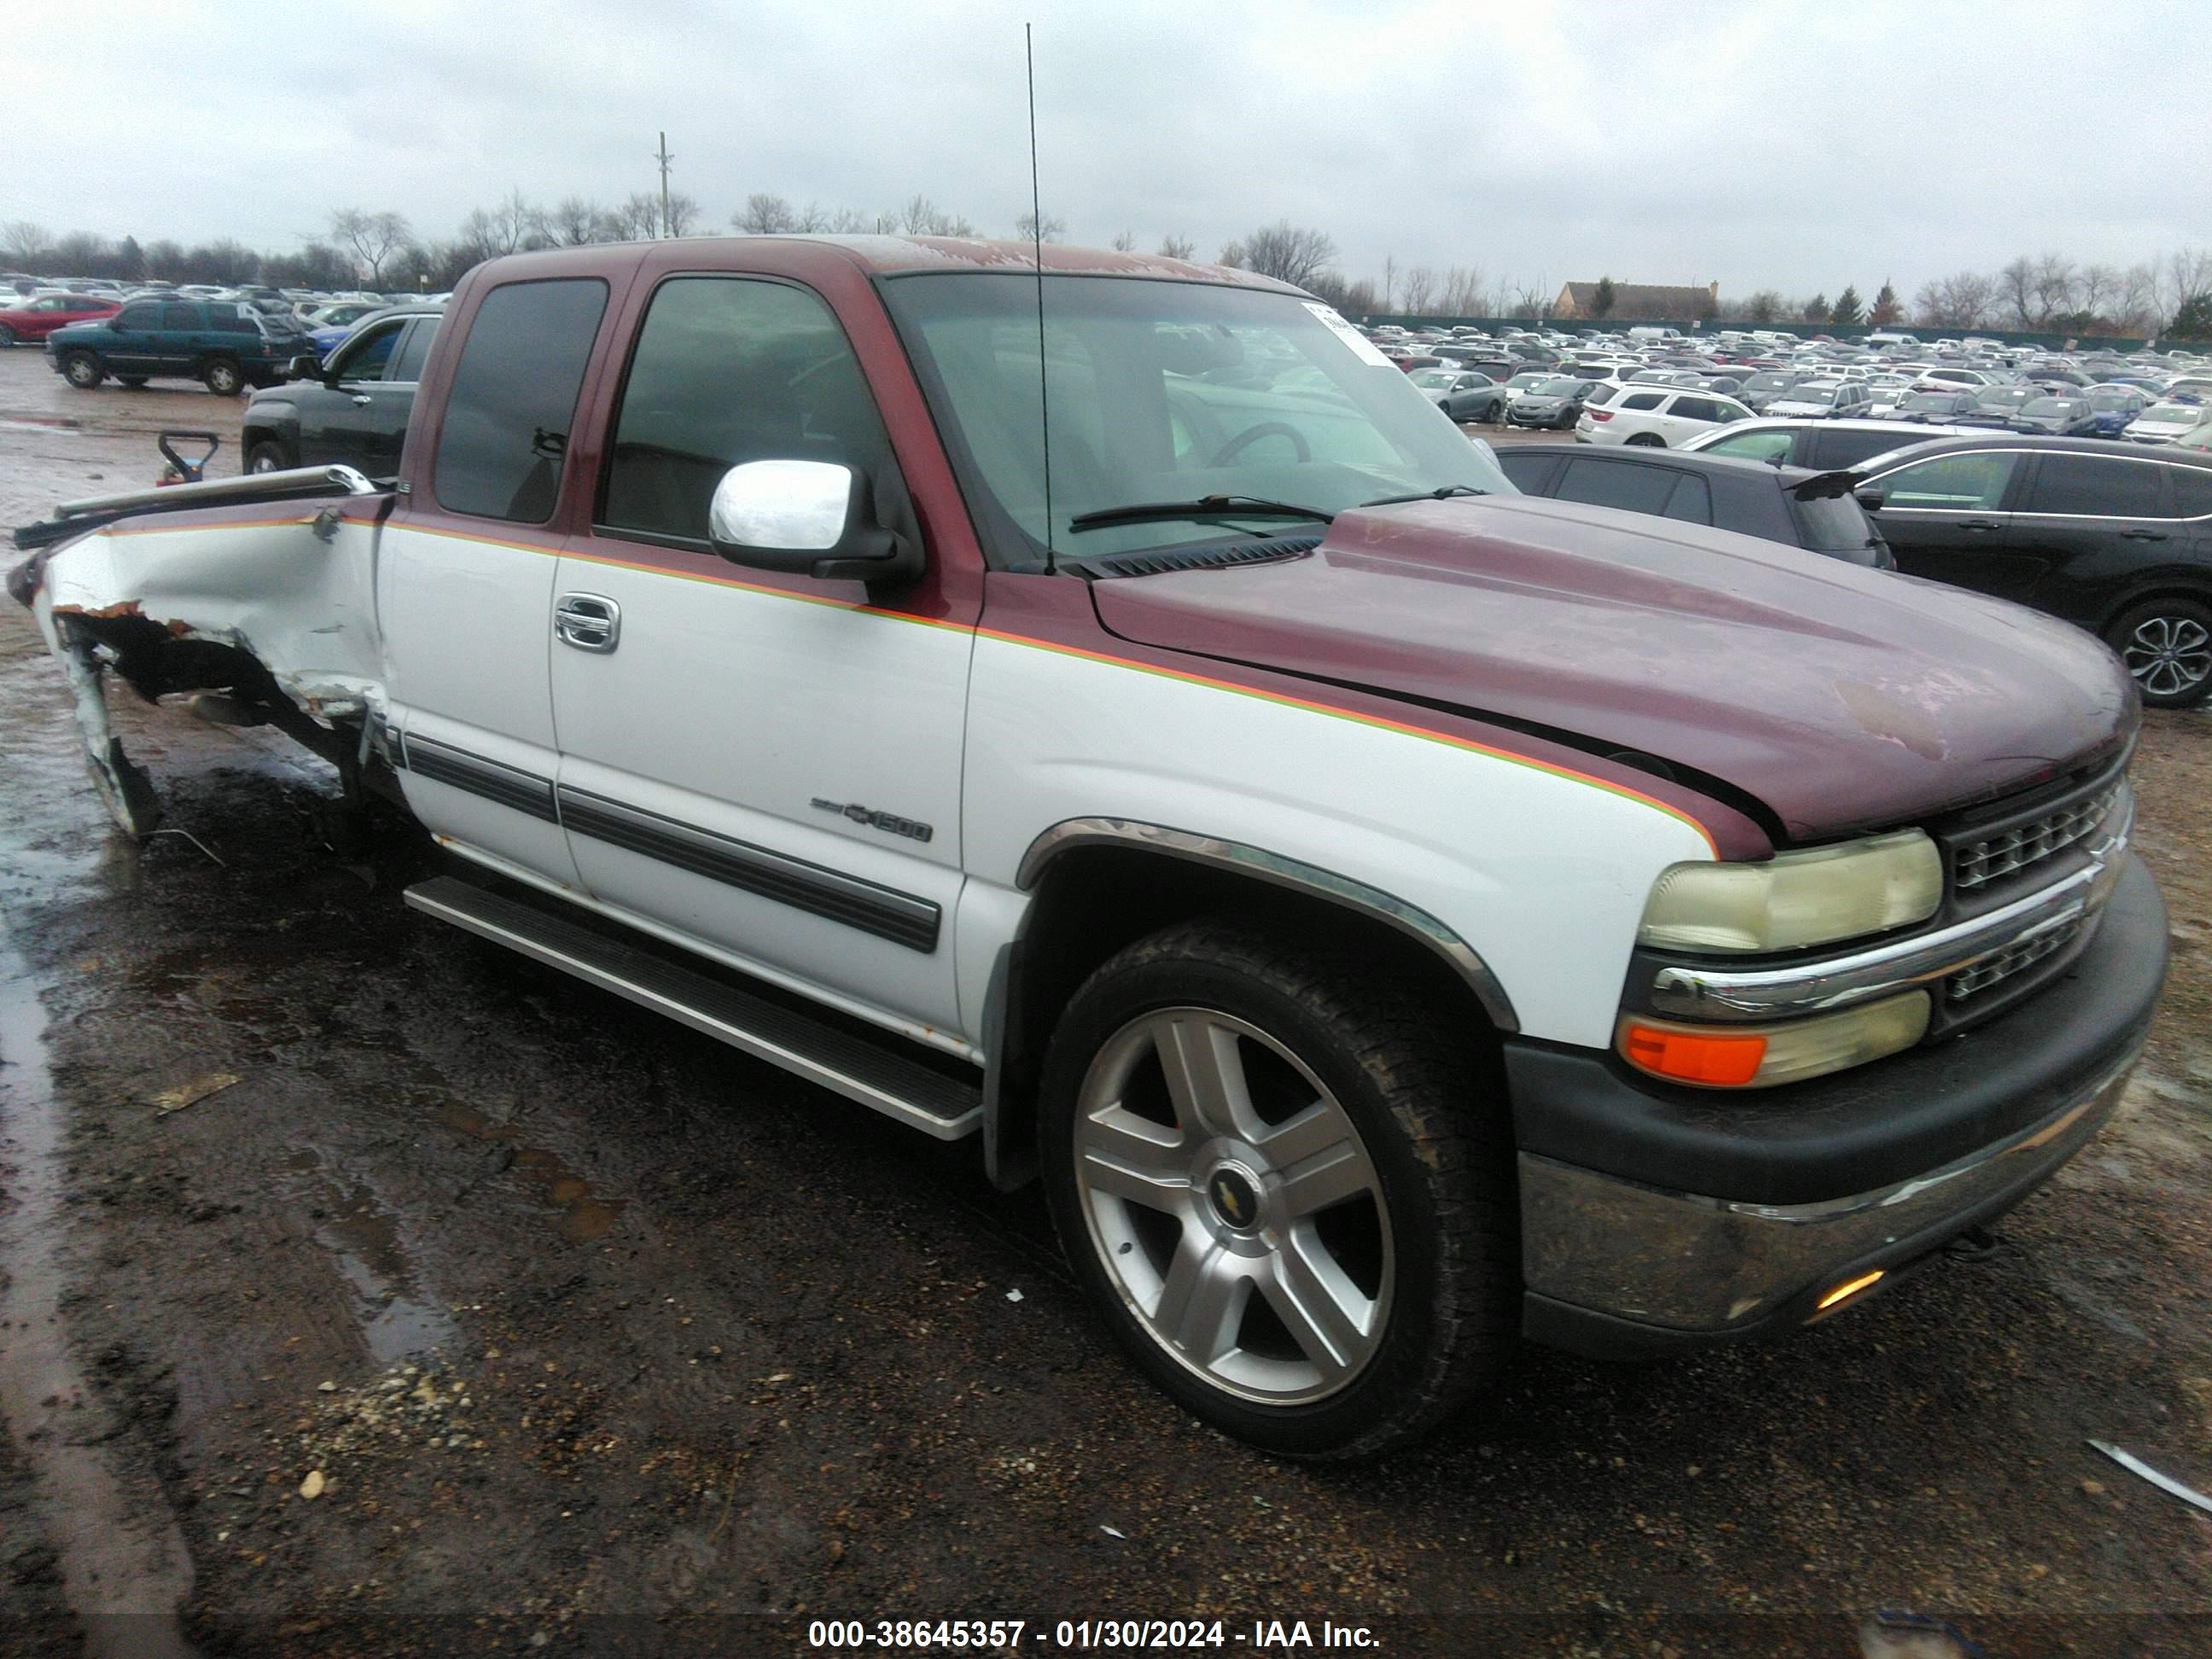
(350, 394, 372, 406)
(554, 592, 620, 654)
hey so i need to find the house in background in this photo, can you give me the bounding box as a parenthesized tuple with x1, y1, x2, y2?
(1554, 280, 1721, 321)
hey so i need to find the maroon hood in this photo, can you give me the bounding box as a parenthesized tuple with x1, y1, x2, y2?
(1091, 496, 2137, 841)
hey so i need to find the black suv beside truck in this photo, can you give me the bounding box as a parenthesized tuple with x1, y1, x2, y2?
(242, 306, 442, 477)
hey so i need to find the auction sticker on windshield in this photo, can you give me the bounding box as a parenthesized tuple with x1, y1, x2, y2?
(1303, 302, 1394, 367)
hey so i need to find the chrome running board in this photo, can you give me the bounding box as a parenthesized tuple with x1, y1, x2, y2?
(404, 876, 981, 1140)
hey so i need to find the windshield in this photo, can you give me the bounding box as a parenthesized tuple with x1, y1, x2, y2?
(880, 273, 1512, 562)
(1409, 370, 1458, 388)
(2023, 398, 2075, 416)
(2145, 404, 2205, 423)
(2087, 389, 2140, 410)
(1790, 386, 1840, 405)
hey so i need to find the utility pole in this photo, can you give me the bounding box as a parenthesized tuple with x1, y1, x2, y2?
(655, 131, 674, 238)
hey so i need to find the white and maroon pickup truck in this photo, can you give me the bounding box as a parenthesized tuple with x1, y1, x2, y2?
(8, 241, 2168, 1457)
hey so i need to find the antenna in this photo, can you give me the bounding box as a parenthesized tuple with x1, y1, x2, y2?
(1025, 23, 1055, 573)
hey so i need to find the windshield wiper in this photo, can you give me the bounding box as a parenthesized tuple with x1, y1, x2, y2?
(1358, 485, 1489, 508)
(1065, 495, 1335, 532)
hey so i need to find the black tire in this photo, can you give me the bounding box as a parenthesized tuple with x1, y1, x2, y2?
(117, 376, 148, 388)
(2104, 596, 2212, 709)
(201, 358, 244, 396)
(246, 439, 294, 474)
(1038, 919, 1516, 1459)
(0, 323, 15, 347)
(61, 350, 103, 389)
(1625, 431, 1666, 447)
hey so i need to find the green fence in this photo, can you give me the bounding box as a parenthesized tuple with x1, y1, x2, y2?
(1351, 314, 2163, 353)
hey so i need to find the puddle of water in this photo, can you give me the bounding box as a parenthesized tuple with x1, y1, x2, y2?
(278, 1151, 457, 1368)
(442, 1101, 624, 1243)
(0, 914, 199, 1657)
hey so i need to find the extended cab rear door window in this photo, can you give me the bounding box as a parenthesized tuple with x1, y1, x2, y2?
(598, 276, 892, 548)
(434, 278, 608, 523)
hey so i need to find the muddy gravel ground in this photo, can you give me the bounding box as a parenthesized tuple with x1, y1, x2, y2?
(1, 350, 2209, 1658)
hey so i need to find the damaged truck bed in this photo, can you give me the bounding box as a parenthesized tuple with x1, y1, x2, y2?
(9, 465, 394, 835)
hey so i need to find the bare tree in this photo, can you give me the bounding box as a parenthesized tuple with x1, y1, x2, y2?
(2158, 247, 2212, 330)
(328, 209, 414, 284)
(1158, 234, 1196, 261)
(1743, 290, 1784, 324)
(538, 196, 620, 247)
(1913, 270, 1996, 330)
(2076, 263, 2118, 321)
(2, 220, 49, 263)
(1439, 265, 1487, 316)
(662, 193, 702, 237)
(463, 189, 539, 257)
(614, 194, 662, 241)
(1231, 222, 1338, 288)
(1397, 265, 1437, 315)
(1508, 278, 1551, 319)
(1996, 256, 2036, 329)
(1110, 230, 1136, 252)
(2031, 253, 2077, 324)
(889, 195, 975, 237)
(735, 193, 797, 235)
(1015, 211, 1066, 243)
(2119, 261, 2162, 334)
(827, 207, 873, 234)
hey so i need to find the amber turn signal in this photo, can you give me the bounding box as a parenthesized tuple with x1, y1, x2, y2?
(1815, 1269, 1886, 1313)
(1620, 1023, 1767, 1086)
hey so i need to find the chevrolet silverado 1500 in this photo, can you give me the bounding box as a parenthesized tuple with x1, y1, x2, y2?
(8, 240, 2168, 1457)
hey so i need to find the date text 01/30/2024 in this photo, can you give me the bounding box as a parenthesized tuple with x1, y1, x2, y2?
(805, 1619, 1382, 1650)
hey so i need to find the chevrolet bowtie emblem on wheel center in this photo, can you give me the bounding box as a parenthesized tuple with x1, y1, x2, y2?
(1208, 1167, 1261, 1231)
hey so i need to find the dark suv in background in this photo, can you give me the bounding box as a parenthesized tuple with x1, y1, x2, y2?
(45, 299, 309, 395)
(1855, 434, 2212, 707)
(242, 306, 441, 476)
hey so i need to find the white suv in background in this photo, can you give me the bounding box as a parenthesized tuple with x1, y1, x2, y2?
(1576, 384, 1754, 446)
(1765, 381, 1876, 419)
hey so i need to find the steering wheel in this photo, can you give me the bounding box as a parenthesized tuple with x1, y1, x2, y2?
(1208, 421, 1312, 468)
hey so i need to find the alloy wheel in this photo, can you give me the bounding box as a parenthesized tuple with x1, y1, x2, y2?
(1070, 1007, 1393, 1406)
(2122, 614, 2211, 701)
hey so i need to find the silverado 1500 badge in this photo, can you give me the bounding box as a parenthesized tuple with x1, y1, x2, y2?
(810, 798, 934, 843)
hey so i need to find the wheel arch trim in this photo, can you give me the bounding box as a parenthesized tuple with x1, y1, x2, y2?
(1014, 816, 1519, 1033)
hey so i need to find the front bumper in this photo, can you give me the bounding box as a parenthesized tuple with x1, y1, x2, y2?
(1511, 852, 2167, 1358)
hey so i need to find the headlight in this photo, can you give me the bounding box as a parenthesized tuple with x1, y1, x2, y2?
(1638, 829, 1941, 954)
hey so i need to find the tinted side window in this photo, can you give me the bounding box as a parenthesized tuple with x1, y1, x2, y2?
(212, 308, 259, 335)
(1809, 427, 1918, 469)
(434, 279, 609, 524)
(2022, 454, 2164, 518)
(390, 318, 437, 383)
(1620, 392, 1663, 411)
(1706, 428, 1794, 462)
(1877, 452, 2020, 511)
(1662, 474, 1712, 523)
(1556, 458, 1679, 514)
(1670, 397, 1720, 423)
(600, 276, 893, 545)
(333, 319, 405, 380)
(159, 303, 201, 329)
(2169, 465, 2212, 519)
(1493, 450, 1559, 493)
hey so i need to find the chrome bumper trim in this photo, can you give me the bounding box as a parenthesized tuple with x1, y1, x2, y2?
(1650, 789, 2131, 1022)
(1518, 1048, 2139, 1330)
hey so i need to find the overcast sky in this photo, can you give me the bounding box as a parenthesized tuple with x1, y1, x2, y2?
(6, 0, 2207, 300)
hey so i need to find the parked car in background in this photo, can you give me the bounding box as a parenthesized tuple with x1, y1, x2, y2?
(1882, 389, 1981, 424)
(1855, 434, 2212, 706)
(1408, 368, 1506, 423)
(1764, 381, 1877, 419)
(1493, 445, 1893, 567)
(1683, 416, 1981, 472)
(1505, 375, 1602, 431)
(242, 306, 441, 476)
(46, 299, 311, 394)
(2081, 386, 2150, 438)
(2125, 403, 2212, 445)
(2010, 396, 2100, 436)
(1577, 385, 1752, 447)
(1737, 370, 1806, 412)
(0, 291, 121, 346)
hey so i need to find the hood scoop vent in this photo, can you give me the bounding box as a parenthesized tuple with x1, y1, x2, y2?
(1073, 533, 1322, 580)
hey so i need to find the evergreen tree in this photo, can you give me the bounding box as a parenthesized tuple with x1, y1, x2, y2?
(1802, 293, 1830, 323)
(2170, 293, 2212, 340)
(1831, 285, 1865, 326)
(1592, 276, 1615, 317)
(1870, 280, 1901, 326)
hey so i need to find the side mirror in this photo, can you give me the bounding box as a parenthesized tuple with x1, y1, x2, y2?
(1854, 488, 1886, 513)
(707, 459, 922, 585)
(285, 353, 323, 382)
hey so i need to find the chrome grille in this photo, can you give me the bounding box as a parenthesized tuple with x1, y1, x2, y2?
(1947, 918, 2082, 1002)
(1954, 784, 2120, 893)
